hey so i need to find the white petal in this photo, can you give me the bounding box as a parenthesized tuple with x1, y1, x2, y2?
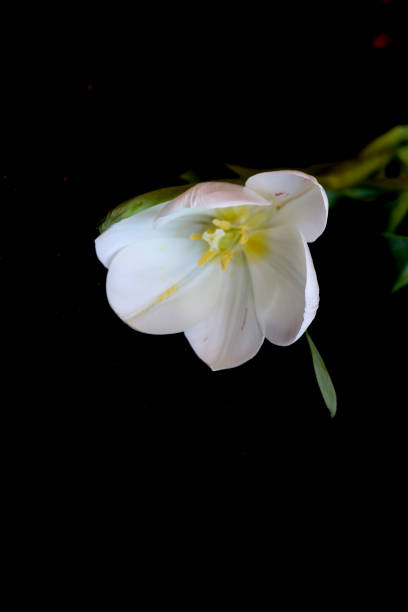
(154, 208, 215, 233)
(129, 262, 223, 334)
(95, 203, 210, 269)
(157, 181, 269, 220)
(95, 203, 168, 268)
(185, 253, 264, 370)
(106, 236, 221, 334)
(245, 170, 328, 242)
(247, 226, 319, 346)
(293, 233, 319, 342)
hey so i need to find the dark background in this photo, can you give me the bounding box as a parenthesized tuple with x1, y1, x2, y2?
(2, 1, 407, 520)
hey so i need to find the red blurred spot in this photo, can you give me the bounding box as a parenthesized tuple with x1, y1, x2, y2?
(373, 33, 392, 48)
(379, 0, 392, 4)
(2, 175, 6, 180)
(88, 83, 94, 91)
(63, 176, 68, 182)
(275, 192, 284, 196)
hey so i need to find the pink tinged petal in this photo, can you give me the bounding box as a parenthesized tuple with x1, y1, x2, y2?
(245, 170, 328, 243)
(184, 253, 264, 371)
(157, 181, 269, 220)
(247, 226, 319, 346)
(106, 237, 222, 334)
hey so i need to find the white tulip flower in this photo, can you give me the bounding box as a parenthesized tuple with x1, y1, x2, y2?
(95, 171, 328, 370)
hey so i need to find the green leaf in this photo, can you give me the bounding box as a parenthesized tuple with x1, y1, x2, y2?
(341, 186, 386, 200)
(301, 161, 342, 175)
(363, 177, 408, 191)
(359, 125, 408, 159)
(225, 163, 263, 180)
(383, 232, 408, 292)
(383, 232, 408, 268)
(325, 189, 342, 207)
(397, 145, 408, 168)
(98, 184, 191, 234)
(319, 151, 393, 190)
(324, 185, 387, 207)
(319, 127, 408, 191)
(179, 169, 201, 183)
(393, 264, 408, 293)
(387, 191, 408, 232)
(306, 333, 337, 417)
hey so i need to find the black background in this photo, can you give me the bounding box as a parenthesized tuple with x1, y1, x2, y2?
(2, 1, 407, 527)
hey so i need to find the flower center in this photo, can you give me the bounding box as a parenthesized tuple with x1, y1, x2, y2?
(190, 214, 250, 270)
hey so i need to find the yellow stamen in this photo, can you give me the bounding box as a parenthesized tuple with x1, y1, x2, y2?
(198, 250, 218, 267)
(239, 226, 248, 245)
(212, 218, 231, 230)
(190, 233, 202, 240)
(221, 251, 234, 270)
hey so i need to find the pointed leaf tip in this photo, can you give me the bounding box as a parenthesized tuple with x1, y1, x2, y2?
(225, 163, 263, 180)
(306, 333, 337, 417)
(383, 232, 408, 292)
(387, 191, 408, 233)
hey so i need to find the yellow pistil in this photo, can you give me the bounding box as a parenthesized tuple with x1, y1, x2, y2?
(190, 208, 266, 271)
(202, 228, 225, 251)
(198, 250, 218, 267)
(212, 218, 231, 230)
(221, 252, 234, 270)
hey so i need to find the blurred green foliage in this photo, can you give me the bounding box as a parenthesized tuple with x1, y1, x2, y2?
(313, 126, 408, 292)
(226, 125, 408, 293)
